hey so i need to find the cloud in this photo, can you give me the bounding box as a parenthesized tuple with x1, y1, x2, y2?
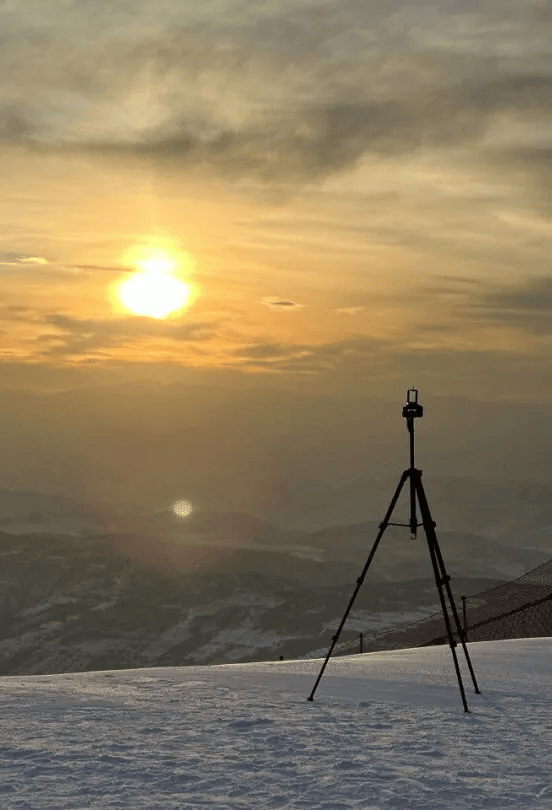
(83, 77, 552, 183)
(262, 297, 303, 309)
(69, 264, 134, 273)
(0, 251, 48, 266)
(1, 2, 551, 185)
(38, 313, 218, 357)
(531, 0, 552, 22)
(465, 276, 552, 335)
(411, 273, 552, 339)
(234, 342, 310, 360)
(0, 103, 35, 140)
(336, 307, 364, 315)
(232, 335, 388, 375)
(0, 305, 42, 325)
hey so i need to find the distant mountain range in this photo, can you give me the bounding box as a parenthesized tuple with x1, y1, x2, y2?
(0, 529, 503, 676)
(262, 473, 552, 539)
(0, 485, 550, 675)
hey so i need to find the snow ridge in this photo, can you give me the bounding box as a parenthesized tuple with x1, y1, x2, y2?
(0, 638, 551, 809)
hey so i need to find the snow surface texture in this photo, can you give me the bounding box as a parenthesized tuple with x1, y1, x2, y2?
(0, 639, 551, 809)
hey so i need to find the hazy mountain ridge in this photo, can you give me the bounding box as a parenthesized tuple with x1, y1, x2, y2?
(158, 509, 550, 583)
(5, 484, 547, 583)
(0, 528, 502, 676)
(0, 483, 549, 676)
(271, 474, 552, 538)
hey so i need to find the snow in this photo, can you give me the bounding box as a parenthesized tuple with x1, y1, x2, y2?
(0, 638, 551, 809)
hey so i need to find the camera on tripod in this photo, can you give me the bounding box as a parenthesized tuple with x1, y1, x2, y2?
(308, 387, 481, 712)
(402, 387, 423, 420)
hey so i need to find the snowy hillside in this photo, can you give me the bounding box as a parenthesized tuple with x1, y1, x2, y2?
(0, 638, 550, 809)
(2, 486, 551, 675)
(0, 529, 508, 675)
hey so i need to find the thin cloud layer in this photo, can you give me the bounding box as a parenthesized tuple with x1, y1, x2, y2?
(1, 0, 551, 185)
(37, 314, 218, 358)
(0, 251, 48, 266)
(466, 276, 552, 335)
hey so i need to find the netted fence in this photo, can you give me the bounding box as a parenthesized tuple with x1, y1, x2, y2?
(334, 558, 552, 656)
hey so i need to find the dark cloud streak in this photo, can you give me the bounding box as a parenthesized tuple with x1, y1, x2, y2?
(262, 297, 303, 309)
(465, 276, 552, 335)
(81, 74, 552, 182)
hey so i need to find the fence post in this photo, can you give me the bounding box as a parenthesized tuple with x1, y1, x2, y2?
(461, 596, 468, 641)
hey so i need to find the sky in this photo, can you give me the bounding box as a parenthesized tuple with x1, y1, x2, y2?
(1, 1, 552, 515)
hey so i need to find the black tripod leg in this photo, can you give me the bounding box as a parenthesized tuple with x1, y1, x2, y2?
(413, 472, 471, 713)
(414, 474, 480, 694)
(429, 533, 481, 695)
(307, 469, 411, 702)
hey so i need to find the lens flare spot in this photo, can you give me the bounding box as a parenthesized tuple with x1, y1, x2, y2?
(172, 499, 193, 519)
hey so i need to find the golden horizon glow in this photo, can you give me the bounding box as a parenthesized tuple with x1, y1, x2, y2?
(113, 243, 196, 319)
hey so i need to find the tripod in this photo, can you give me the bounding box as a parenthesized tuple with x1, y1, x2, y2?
(307, 388, 481, 712)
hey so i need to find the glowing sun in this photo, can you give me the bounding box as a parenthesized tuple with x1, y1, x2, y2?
(114, 244, 195, 319)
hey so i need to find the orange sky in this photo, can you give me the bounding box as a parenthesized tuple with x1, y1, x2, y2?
(1, 1, 552, 514)
(2, 141, 551, 400)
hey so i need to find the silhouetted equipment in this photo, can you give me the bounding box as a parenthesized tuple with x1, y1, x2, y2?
(307, 388, 481, 712)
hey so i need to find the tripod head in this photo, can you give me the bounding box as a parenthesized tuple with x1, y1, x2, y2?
(402, 387, 423, 421)
(402, 387, 422, 468)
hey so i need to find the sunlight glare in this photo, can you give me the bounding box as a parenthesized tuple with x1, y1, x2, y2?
(113, 242, 196, 319)
(135, 247, 177, 275)
(118, 272, 191, 318)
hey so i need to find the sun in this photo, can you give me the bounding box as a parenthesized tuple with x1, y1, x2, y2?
(113, 244, 196, 319)
(118, 271, 192, 319)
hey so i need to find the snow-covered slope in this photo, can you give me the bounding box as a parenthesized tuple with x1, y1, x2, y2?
(0, 638, 550, 809)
